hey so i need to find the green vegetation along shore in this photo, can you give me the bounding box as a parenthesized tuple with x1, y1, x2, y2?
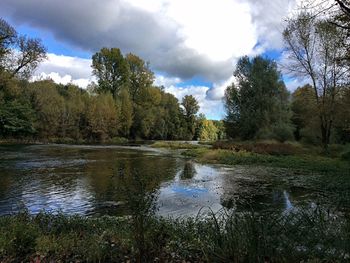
(149, 140, 350, 174)
(1, 208, 350, 263)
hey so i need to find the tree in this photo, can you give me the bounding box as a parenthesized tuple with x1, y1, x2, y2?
(181, 95, 199, 140)
(333, 87, 350, 142)
(0, 100, 36, 137)
(224, 56, 293, 141)
(291, 84, 318, 142)
(28, 80, 65, 138)
(9, 36, 47, 78)
(125, 53, 154, 102)
(198, 119, 219, 141)
(283, 13, 349, 149)
(118, 88, 133, 137)
(0, 18, 17, 68)
(91, 47, 130, 99)
(0, 18, 46, 79)
(85, 93, 119, 141)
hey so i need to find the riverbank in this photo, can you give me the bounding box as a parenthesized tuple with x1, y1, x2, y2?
(149, 140, 350, 174)
(1, 208, 348, 262)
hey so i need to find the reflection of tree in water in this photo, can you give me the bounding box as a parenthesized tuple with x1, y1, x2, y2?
(221, 189, 293, 213)
(83, 148, 179, 215)
(180, 161, 196, 180)
(218, 167, 297, 213)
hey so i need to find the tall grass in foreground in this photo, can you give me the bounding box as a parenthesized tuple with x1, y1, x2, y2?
(0, 207, 349, 262)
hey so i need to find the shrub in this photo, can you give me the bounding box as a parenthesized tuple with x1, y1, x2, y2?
(272, 122, 294, 143)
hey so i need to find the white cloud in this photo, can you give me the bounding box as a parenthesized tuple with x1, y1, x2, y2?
(154, 75, 181, 87)
(165, 85, 225, 120)
(164, 0, 257, 61)
(31, 53, 94, 88)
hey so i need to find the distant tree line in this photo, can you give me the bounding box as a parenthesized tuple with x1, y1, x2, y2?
(0, 18, 224, 143)
(224, 3, 350, 150)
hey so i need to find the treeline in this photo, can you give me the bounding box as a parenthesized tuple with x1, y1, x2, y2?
(0, 18, 224, 143)
(224, 7, 350, 150)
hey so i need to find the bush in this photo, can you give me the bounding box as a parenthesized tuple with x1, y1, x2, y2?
(108, 137, 129, 145)
(1, 207, 350, 262)
(341, 150, 350, 161)
(212, 141, 301, 156)
(272, 122, 294, 143)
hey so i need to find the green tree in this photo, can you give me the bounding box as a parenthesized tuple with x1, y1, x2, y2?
(291, 85, 318, 142)
(85, 93, 119, 142)
(334, 88, 350, 142)
(92, 47, 130, 99)
(125, 53, 154, 102)
(57, 84, 88, 140)
(283, 13, 349, 149)
(118, 88, 133, 137)
(199, 119, 219, 141)
(0, 100, 36, 137)
(181, 95, 199, 140)
(225, 56, 293, 141)
(28, 80, 65, 139)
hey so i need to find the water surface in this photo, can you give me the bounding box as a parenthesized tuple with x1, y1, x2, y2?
(0, 144, 322, 217)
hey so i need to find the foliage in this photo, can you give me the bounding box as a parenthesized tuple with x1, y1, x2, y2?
(0, 100, 36, 137)
(91, 47, 130, 99)
(283, 12, 350, 149)
(224, 56, 293, 141)
(151, 141, 203, 149)
(181, 95, 199, 140)
(198, 119, 219, 141)
(0, 18, 46, 79)
(1, 207, 350, 262)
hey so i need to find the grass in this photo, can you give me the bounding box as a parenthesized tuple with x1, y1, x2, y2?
(150, 141, 203, 150)
(182, 141, 350, 175)
(1, 208, 350, 262)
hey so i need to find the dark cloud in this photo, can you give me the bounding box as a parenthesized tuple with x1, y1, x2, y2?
(1, 0, 234, 82)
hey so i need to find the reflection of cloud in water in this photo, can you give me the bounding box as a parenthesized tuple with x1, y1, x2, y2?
(16, 177, 94, 215)
(284, 190, 293, 211)
(158, 163, 224, 217)
(170, 186, 207, 197)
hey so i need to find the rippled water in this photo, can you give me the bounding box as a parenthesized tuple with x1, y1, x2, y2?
(0, 144, 316, 217)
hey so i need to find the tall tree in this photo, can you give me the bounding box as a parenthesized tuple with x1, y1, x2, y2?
(224, 56, 293, 141)
(0, 18, 17, 67)
(181, 95, 199, 140)
(125, 53, 154, 102)
(283, 13, 349, 149)
(118, 88, 133, 137)
(0, 18, 46, 79)
(291, 84, 319, 142)
(91, 47, 130, 99)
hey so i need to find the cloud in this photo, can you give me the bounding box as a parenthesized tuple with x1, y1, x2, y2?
(1, 0, 297, 84)
(31, 53, 94, 88)
(206, 76, 236, 101)
(154, 75, 181, 87)
(165, 85, 225, 120)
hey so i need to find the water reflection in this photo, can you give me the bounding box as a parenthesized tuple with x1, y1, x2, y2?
(0, 145, 322, 217)
(180, 161, 196, 180)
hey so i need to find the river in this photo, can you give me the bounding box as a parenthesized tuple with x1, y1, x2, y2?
(0, 144, 322, 217)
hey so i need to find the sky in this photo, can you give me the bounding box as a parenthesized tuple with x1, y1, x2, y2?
(1, 0, 306, 120)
